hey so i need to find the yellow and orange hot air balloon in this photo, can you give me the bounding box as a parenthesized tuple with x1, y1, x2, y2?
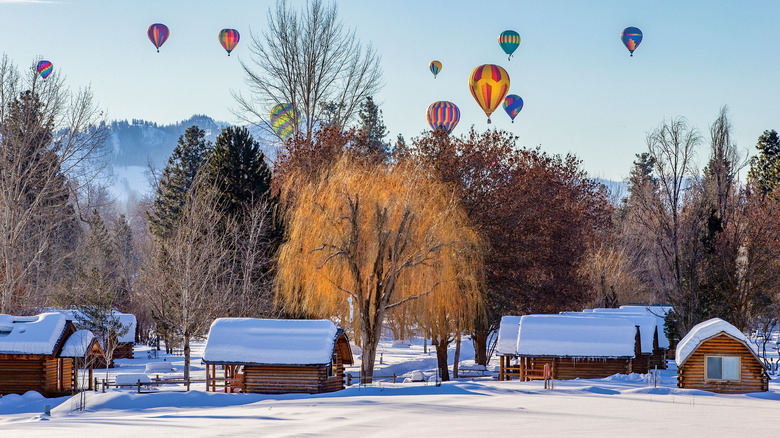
(468, 64, 510, 123)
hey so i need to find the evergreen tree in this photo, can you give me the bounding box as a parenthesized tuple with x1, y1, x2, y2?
(202, 126, 272, 216)
(0, 90, 78, 311)
(112, 213, 136, 308)
(147, 126, 211, 240)
(357, 97, 389, 157)
(748, 129, 780, 195)
(75, 209, 128, 371)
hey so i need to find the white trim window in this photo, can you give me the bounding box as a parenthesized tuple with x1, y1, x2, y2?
(705, 356, 740, 381)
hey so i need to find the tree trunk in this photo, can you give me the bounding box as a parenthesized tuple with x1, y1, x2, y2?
(183, 333, 191, 385)
(471, 330, 489, 366)
(434, 340, 450, 381)
(453, 332, 461, 379)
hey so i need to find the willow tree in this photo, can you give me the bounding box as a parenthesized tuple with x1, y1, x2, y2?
(276, 154, 483, 382)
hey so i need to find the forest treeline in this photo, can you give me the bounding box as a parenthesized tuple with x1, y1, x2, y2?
(2, 1, 780, 382)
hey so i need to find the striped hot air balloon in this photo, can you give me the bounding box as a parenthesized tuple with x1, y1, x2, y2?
(269, 103, 298, 141)
(468, 64, 510, 124)
(503, 94, 523, 123)
(36, 60, 53, 79)
(426, 101, 460, 135)
(621, 27, 643, 57)
(429, 60, 442, 78)
(219, 29, 240, 56)
(498, 30, 520, 60)
(147, 23, 169, 53)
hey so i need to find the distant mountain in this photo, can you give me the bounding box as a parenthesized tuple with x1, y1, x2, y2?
(109, 114, 230, 168)
(106, 115, 280, 203)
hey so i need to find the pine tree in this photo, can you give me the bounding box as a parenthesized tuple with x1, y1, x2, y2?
(75, 210, 128, 371)
(147, 126, 211, 240)
(748, 130, 780, 195)
(202, 126, 272, 216)
(112, 214, 135, 308)
(357, 97, 389, 157)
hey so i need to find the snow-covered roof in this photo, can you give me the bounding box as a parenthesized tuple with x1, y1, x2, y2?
(0, 313, 68, 355)
(560, 312, 661, 354)
(515, 315, 637, 358)
(203, 318, 344, 366)
(589, 307, 670, 349)
(619, 305, 673, 317)
(59, 330, 97, 358)
(48, 309, 136, 344)
(676, 318, 760, 366)
(496, 316, 522, 356)
(116, 313, 137, 344)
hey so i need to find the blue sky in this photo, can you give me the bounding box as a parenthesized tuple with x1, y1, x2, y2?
(2, 0, 780, 180)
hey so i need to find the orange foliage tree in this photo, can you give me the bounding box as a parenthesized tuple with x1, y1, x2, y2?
(275, 153, 483, 382)
(411, 129, 612, 365)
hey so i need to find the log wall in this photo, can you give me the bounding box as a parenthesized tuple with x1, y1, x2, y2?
(677, 333, 768, 394)
(114, 343, 134, 359)
(0, 355, 74, 396)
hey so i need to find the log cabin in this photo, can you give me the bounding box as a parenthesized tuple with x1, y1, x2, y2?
(113, 313, 137, 360)
(0, 313, 91, 396)
(203, 318, 353, 394)
(676, 318, 769, 394)
(496, 315, 640, 381)
(50, 309, 137, 364)
(561, 309, 669, 371)
(59, 329, 104, 391)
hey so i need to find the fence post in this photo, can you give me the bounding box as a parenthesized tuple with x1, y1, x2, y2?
(187, 378, 191, 392)
(347, 373, 352, 386)
(94, 377, 98, 392)
(101, 379, 106, 393)
(392, 373, 396, 384)
(137, 379, 141, 394)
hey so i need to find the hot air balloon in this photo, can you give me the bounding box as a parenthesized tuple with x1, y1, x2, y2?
(269, 103, 298, 141)
(503, 95, 523, 123)
(147, 23, 169, 53)
(429, 60, 442, 79)
(498, 30, 520, 60)
(468, 64, 510, 124)
(621, 27, 642, 57)
(36, 61, 53, 79)
(219, 29, 240, 56)
(426, 101, 460, 134)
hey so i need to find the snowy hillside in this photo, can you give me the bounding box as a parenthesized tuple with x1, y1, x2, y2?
(106, 115, 278, 202)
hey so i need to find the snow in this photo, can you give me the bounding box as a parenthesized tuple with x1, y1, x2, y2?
(676, 318, 759, 366)
(590, 307, 671, 349)
(1, 335, 779, 436)
(203, 318, 340, 365)
(560, 311, 659, 354)
(115, 313, 136, 344)
(495, 315, 522, 356)
(50, 309, 137, 344)
(59, 330, 96, 358)
(0, 313, 67, 355)
(516, 315, 637, 358)
(114, 374, 152, 386)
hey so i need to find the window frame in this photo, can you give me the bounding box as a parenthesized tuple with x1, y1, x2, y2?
(705, 355, 741, 382)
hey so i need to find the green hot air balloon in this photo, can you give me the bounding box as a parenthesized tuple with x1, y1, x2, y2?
(498, 30, 520, 60)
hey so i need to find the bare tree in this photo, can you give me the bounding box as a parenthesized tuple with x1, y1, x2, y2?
(0, 55, 109, 313)
(633, 117, 701, 331)
(144, 176, 234, 382)
(227, 200, 276, 318)
(234, 0, 383, 141)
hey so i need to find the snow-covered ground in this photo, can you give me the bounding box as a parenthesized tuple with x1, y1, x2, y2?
(1, 337, 778, 437)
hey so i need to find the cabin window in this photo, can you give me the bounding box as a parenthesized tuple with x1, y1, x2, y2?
(327, 352, 338, 377)
(706, 356, 740, 381)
